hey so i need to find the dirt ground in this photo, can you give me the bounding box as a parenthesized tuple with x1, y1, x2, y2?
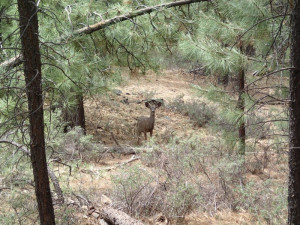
(85, 69, 211, 146)
(75, 69, 281, 224)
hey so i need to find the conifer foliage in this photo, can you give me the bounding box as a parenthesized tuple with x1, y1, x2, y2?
(178, 0, 290, 154)
(0, 0, 296, 223)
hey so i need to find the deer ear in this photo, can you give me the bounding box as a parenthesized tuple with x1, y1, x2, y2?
(145, 102, 150, 108)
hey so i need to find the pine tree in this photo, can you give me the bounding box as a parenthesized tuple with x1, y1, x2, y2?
(288, 0, 300, 223)
(17, 0, 55, 223)
(178, 0, 289, 155)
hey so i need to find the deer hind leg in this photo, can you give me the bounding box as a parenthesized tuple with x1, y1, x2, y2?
(144, 132, 147, 140)
(137, 131, 141, 145)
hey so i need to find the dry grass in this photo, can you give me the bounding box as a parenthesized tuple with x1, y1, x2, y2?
(0, 69, 288, 224)
(80, 69, 287, 224)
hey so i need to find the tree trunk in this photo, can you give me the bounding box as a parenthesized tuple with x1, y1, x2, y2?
(288, 1, 300, 224)
(63, 93, 86, 134)
(76, 94, 86, 135)
(17, 0, 55, 224)
(0, 6, 5, 62)
(0, 7, 4, 48)
(217, 73, 229, 86)
(237, 41, 246, 155)
(237, 68, 246, 155)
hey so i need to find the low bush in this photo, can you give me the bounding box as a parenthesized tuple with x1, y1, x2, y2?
(49, 126, 105, 162)
(111, 137, 287, 224)
(168, 95, 215, 127)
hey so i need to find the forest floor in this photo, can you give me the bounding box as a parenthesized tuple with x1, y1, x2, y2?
(85, 69, 209, 146)
(64, 69, 288, 224)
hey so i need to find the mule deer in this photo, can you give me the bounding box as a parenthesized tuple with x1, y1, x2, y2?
(137, 100, 162, 144)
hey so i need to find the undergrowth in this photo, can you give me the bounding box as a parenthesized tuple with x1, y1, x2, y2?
(111, 136, 287, 224)
(49, 126, 105, 162)
(168, 95, 215, 127)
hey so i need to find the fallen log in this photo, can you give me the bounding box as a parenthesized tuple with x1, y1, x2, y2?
(100, 206, 144, 225)
(103, 146, 136, 155)
(103, 146, 153, 155)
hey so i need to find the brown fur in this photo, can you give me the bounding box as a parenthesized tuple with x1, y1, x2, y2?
(137, 101, 161, 144)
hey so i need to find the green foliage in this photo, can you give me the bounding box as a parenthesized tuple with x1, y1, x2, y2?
(0, 2, 19, 60)
(246, 112, 271, 140)
(0, 0, 290, 223)
(234, 180, 287, 224)
(0, 189, 37, 225)
(177, 0, 288, 76)
(55, 205, 77, 225)
(0, 144, 36, 224)
(112, 136, 287, 223)
(274, 85, 289, 99)
(111, 165, 156, 216)
(179, 33, 247, 75)
(168, 95, 216, 127)
(48, 126, 104, 162)
(112, 143, 203, 220)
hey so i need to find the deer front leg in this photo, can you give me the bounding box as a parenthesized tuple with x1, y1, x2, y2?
(150, 130, 153, 137)
(144, 132, 147, 140)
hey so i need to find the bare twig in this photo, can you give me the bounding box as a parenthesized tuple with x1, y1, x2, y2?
(0, 138, 65, 204)
(97, 126, 120, 146)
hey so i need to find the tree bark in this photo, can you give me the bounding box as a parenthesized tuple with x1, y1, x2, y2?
(63, 93, 86, 134)
(217, 73, 229, 86)
(288, 0, 300, 224)
(0, 7, 4, 52)
(100, 206, 144, 225)
(76, 94, 86, 135)
(17, 0, 55, 224)
(237, 67, 246, 155)
(236, 40, 246, 155)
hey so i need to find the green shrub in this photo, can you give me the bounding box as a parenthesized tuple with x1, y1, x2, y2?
(111, 163, 201, 222)
(111, 137, 287, 224)
(168, 95, 215, 127)
(49, 126, 105, 162)
(246, 112, 271, 140)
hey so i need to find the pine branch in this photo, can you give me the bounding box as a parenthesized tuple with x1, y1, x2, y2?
(73, 0, 208, 35)
(230, 14, 290, 50)
(1, 0, 209, 70)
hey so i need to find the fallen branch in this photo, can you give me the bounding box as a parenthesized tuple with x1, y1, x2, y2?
(88, 206, 144, 225)
(103, 146, 136, 155)
(102, 146, 154, 156)
(97, 126, 120, 146)
(103, 155, 140, 171)
(47, 168, 65, 204)
(0, 54, 23, 70)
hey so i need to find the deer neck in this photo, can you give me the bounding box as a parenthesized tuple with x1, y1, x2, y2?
(150, 111, 155, 124)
